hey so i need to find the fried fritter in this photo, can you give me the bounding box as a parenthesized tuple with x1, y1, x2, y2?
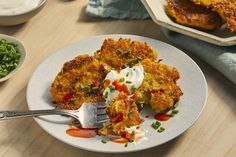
(98, 92, 141, 139)
(166, 0, 223, 30)
(133, 59, 183, 113)
(94, 38, 157, 70)
(50, 54, 108, 110)
(192, 0, 236, 32)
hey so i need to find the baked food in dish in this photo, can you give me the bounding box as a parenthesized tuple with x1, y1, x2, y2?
(94, 38, 157, 70)
(192, 0, 236, 32)
(166, 0, 223, 30)
(99, 92, 142, 141)
(133, 59, 183, 113)
(51, 54, 107, 110)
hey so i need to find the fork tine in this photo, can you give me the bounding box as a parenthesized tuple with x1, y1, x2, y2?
(96, 102, 107, 108)
(97, 118, 110, 124)
(97, 108, 107, 115)
(97, 114, 109, 122)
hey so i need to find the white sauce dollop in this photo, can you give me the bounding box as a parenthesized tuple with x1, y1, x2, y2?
(0, 0, 42, 15)
(103, 65, 144, 102)
(125, 126, 148, 144)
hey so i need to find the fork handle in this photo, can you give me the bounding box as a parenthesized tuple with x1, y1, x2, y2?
(0, 110, 71, 120)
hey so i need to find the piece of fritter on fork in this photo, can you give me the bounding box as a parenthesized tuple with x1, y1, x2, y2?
(166, 0, 223, 30)
(98, 92, 141, 140)
(94, 38, 157, 70)
(192, 0, 236, 32)
(50, 54, 108, 110)
(133, 59, 183, 113)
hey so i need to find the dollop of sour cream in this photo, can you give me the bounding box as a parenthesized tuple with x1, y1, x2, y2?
(103, 65, 144, 102)
(125, 126, 148, 144)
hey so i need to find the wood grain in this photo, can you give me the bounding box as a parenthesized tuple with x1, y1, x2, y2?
(0, 0, 236, 157)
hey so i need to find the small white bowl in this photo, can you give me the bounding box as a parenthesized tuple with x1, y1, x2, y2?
(0, 0, 46, 26)
(0, 34, 26, 82)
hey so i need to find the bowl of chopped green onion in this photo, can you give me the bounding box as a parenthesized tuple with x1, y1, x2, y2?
(0, 34, 26, 82)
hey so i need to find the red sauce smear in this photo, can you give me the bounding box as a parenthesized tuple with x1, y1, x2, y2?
(112, 138, 128, 144)
(155, 113, 170, 121)
(66, 128, 97, 138)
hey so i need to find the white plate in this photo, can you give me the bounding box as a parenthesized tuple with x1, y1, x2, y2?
(141, 0, 236, 46)
(27, 35, 207, 153)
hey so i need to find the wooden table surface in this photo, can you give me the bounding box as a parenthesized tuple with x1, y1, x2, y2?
(0, 0, 236, 157)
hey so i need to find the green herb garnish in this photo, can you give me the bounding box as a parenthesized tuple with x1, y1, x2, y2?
(0, 38, 21, 78)
(117, 49, 132, 57)
(119, 77, 125, 82)
(130, 85, 136, 92)
(125, 80, 132, 84)
(70, 98, 77, 104)
(101, 139, 107, 144)
(172, 110, 179, 114)
(108, 85, 115, 92)
(104, 91, 108, 98)
(127, 57, 143, 66)
(151, 121, 161, 130)
(158, 127, 165, 133)
(169, 109, 179, 117)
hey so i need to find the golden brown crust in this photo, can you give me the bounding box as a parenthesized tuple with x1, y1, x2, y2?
(50, 54, 108, 110)
(166, 0, 223, 30)
(133, 59, 183, 113)
(192, 0, 236, 32)
(94, 38, 157, 70)
(98, 92, 141, 139)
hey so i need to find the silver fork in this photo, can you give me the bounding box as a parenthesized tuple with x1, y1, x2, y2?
(0, 102, 109, 128)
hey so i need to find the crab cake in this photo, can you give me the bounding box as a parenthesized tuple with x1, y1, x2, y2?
(192, 0, 236, 32)
(94, 38, 157, 70)
(133, 59, 183, 113)
(166, 0, 223, 30)
(98, 92, 141, 140)
(50, 54, 108, 110)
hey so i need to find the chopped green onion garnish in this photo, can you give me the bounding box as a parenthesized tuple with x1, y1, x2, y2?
(126, 72, 129, 77)
(101, 139, 107, 144)
(151, 121, 161, 130)
(108, 85, 115, 92)
(124, 143, 128, 147)
(126, 80, 132, 84)
(169, 109, 179, 117)
(0, 38, 21, 78)
(158, 127, 165, 133)
(131, 85, 136, 92)
(119, 77, 125, 82)
(172, 110, 179, 114)
(104, 91, 108, 98)
(70, 98, 77, 103)
(137, 57, 143, 61)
